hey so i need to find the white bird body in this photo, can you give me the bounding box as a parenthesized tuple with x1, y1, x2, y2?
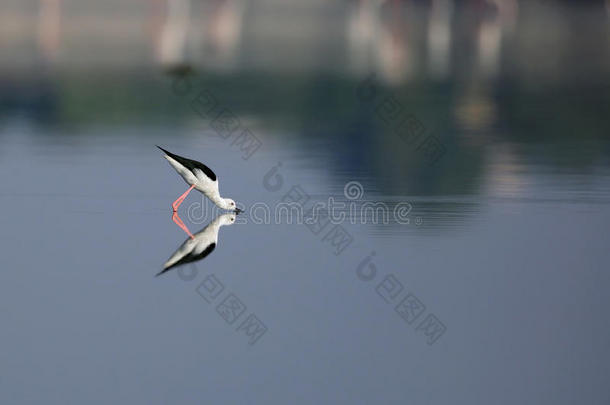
(157, 146, 239, 212)
(158, 213, 236, 275)
(164, 154, 222, 205)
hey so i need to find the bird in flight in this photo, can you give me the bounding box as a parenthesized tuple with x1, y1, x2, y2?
(157, 146, 241, 213)
(157, 212, 237, 276)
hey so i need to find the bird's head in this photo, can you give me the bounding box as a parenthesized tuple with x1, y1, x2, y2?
(222, 198, 243, 214)
(218, 213, 237, 226)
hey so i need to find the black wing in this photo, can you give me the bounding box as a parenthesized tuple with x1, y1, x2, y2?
(156, 146, 217, 181)
(155, 242, 216, 276)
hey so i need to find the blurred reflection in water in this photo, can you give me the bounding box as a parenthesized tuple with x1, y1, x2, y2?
(157, 213, 237, 276)
(0, 1, 609, 231)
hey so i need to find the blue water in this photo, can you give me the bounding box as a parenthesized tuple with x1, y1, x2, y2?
(1, 118, 609, 404)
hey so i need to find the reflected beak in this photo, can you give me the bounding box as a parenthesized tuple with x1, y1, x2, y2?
(234, 208, 243, 214)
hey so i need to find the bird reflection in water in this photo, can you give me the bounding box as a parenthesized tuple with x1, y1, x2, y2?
(156, 212, 237, 276)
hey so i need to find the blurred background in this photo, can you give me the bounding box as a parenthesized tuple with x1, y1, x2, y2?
(1, 0, 610, 198)
(1, 1, 610, 404)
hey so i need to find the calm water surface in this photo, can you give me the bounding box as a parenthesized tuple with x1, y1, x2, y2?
(1, 120, 609, 404)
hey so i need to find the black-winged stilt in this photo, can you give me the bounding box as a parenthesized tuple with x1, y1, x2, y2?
(157, 146, 241, 213)
(157, 212, 236, 276)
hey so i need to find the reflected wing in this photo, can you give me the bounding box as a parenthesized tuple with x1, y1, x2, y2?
(156, 242, 216, 276)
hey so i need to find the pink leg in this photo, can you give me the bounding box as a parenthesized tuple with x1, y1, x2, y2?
(172, 184, 196, 212)
(172, 212, 195, 239)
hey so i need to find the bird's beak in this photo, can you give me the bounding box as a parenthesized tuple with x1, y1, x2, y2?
(234, 208, 243, 214)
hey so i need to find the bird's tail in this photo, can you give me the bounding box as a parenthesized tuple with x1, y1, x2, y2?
(155, 266, 171, 277)
(156, 145, 171, 155)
